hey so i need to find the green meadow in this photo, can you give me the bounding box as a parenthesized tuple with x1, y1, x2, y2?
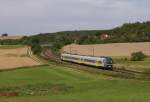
(0, 65, 150, 102)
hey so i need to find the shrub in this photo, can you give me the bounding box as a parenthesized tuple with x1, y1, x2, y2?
(31, 44, 42, 55)
(30, 38, 42, 55)
(131, 51, 146, 61)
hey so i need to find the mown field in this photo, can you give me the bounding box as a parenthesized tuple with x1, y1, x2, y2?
(1, 65, 150, 102)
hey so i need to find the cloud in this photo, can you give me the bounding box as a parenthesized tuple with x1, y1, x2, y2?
(0, 0, 149, 35)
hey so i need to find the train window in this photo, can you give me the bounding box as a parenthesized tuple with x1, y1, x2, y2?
(72, 57, 79, 60)
(84, 59, 95, 63)
(98, 60, 102, 64)
(106, 58, 113, 64)
(63, 56, 79, 60)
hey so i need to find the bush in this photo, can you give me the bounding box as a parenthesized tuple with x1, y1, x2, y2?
(30, 38, 42, 55)
(31, 44, 42, 55)
(131, 51, 146, 61)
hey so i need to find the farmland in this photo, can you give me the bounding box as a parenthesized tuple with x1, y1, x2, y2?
(0, 43, 150, 102)
(0, 45, 42, 70)
(0, 36, 23, 40)
(62, 42, 150, 57)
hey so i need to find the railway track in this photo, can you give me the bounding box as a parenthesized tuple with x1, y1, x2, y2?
(42, 49, 144, 79)
(27, 47, 42, 63)
(60, 61, 141, 78)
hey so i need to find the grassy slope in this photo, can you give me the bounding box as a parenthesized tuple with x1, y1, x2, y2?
(0, 65, 150, 102)
(114, 57, 150, 72)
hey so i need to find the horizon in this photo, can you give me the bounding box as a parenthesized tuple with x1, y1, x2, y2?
(0, 0, 150, 35)
(1, 21, 149, 36)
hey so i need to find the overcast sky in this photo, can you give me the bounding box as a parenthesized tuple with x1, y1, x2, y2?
(0, 0, 150, 35)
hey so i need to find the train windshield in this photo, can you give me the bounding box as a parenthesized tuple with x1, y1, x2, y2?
(106, 58, 113, 64)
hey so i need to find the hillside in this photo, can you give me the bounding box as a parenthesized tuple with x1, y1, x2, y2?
(1, 21, 150, 53)
(29, 21, 150, 43)
(23, 21, 150, 52)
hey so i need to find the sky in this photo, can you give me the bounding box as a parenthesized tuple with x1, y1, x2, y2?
(0, 0, 150, 35)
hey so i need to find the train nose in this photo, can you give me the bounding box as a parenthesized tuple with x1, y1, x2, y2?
(106, 65, 113, 69)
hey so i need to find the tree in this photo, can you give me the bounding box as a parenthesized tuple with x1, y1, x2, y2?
(131, 51, 146, 61)
(30, 38, 42, 55)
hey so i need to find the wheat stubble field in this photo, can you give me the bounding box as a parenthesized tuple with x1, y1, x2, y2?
(0, 46, 41, 70)
(62, 42, 150, 57)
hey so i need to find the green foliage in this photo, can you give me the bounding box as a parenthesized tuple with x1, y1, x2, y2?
(110, 21, 150, 42)
(30, 38, 42, 55)
(31, 44, 42, 55)
(131, 51, 146, 61)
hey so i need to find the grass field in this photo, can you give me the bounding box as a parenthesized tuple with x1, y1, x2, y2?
(1, 65, 150, 102)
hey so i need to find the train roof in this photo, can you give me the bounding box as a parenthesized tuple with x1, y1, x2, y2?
(61, 53, 112, 59)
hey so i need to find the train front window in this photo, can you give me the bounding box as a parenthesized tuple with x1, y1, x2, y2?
(106, 58, 113, 64)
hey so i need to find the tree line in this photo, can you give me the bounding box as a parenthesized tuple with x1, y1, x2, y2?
(1, 21, 150, 54)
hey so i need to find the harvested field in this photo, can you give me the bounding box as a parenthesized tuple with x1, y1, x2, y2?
(0, 36, 23, 40)
(62, 42, 150, 57)
(0, 46, 41, 70)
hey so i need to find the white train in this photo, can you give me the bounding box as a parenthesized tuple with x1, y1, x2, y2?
(61, 53, 113, 69)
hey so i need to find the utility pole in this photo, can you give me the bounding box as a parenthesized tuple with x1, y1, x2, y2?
(70, 45, 72, 54)
(92, 45, 94, 56)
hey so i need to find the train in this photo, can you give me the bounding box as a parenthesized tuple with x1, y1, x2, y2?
(61, 53, 113, 70)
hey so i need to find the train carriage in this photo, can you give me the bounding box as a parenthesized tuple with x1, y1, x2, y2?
(61, 53, 113, 70)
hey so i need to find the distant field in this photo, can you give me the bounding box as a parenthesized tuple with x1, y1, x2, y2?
(0, 45, 24, 49)
(0, 36, 23, 40)
(1, 65, 150, 102)
(62, 42, 150, 57)
(0, 46, 42, 70)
